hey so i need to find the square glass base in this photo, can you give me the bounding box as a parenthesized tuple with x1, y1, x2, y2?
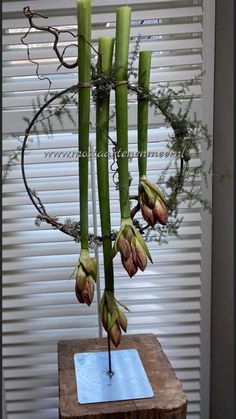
(74, 349, 154, 404)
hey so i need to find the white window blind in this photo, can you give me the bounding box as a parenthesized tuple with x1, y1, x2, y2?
(2, 1, 214, 419)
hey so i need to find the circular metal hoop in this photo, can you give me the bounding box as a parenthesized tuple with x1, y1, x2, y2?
(21, 82, 185, 239)
(21, 85, 78, 215)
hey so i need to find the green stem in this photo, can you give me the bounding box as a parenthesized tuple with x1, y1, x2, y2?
(138, 51, 152, 179)
(77, 0, 91, 250)
(96, 37, 115, 292)
(115, 6, 132, 220)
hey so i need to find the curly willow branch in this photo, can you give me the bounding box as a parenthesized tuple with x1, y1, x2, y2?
(21, 6, 102, 98)
(21, 25, 52, 97)
(22, 6, 78, 69)
(22, 7, 101, 68)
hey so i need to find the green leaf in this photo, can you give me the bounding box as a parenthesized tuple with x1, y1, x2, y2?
(117, 308, 128, 332)
(115, 298, 130, 312)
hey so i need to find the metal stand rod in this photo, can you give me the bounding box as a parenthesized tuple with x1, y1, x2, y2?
(107, 334, 113, 377)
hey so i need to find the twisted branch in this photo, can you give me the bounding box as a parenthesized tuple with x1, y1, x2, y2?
(22, 6, 78, 69)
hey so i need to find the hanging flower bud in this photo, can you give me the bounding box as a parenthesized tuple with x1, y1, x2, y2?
(99, 290, 129, 347)
(75, 249, 97, 306)
(152, 194, 168, 225)
(113, 219, 152, 277)
(139, 178, 169, 227)
(75, 271, 94, 306)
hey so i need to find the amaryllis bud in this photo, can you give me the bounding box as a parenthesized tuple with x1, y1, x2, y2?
(113, 219, 152, 277)
(99, 291, 129, 347)
(75, 250, 97, 306)
(139, 178, 169, 227)
(131, 236, 147, 271)
(153, 195, 168, 225)
(140, 203, 155, 227)
(121, 253, 138, 277)
(117, 233, 130, 259)
(75, 274, 94, 306)
(109, 321, 122, 347)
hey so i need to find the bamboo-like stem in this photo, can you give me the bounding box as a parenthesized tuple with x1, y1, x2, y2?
(138, 51, 152, 179)
(77, 0, 91, 249)
(114, 6, 132, 221)
(96, 36, 115, 292)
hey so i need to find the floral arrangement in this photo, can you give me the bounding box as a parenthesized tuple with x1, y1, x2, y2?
(4, 0, 211, 348)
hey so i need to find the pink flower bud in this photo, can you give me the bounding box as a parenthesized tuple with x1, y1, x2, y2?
(140, 203, 155, 227)
(75, 250, 97, 306)
(121, 254, 138, 277)
(109, 321, 122, 347)
(139, 178, 169, 227)
(117, 234, 130, 259)
(113, 220, 152, 277)
(75, 274, 95, 306)
(132, 238, 147, 271)
(153, 196, 168, 225)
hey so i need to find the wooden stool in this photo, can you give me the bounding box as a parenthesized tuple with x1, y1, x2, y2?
(58, 333, 187, 419)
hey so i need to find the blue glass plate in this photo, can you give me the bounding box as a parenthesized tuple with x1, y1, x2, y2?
(74, 349, 154, 404)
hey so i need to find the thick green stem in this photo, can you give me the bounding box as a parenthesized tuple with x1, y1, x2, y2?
(115, 6, 131, 220)
(77, 0, 91, 249)
(138, 51, 152, 179)
(96, 37, 115, 292)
